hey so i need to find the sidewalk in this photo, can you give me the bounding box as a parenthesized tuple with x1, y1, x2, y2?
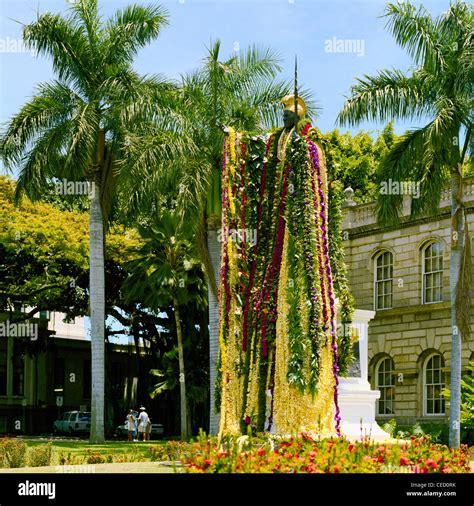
(0, 462, 181, 474)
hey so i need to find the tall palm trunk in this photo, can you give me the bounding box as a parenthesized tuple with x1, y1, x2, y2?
(173, 297, 188, 440)
(207, 226, 221, 435)
(90, 131, 106, 444)
(449, 164, 464, 449)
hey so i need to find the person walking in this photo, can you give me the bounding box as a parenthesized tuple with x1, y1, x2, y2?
(137, 407, 149, 441)
(145, 416, 152, 441)
(126, 409, 136, 442)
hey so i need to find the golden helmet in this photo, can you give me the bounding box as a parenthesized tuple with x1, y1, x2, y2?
(281, 94, 307, 119)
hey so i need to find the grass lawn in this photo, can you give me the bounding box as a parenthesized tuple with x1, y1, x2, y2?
(23, 439, 166, 463)
(0, 438, 187, 472)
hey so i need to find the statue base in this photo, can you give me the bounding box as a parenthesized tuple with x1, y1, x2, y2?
(338, 377, 391, 442)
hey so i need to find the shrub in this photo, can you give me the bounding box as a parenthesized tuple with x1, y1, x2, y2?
(116, 448, 145, 463)
(182, 432, 472, 474)
(381, 419, 397, 437)
(85, 450, 106, 465)
(0, 439, 28, 468)
(28, 444, 54, 467)
(58, 452, 84, 466)
(149, 441, 192, 462)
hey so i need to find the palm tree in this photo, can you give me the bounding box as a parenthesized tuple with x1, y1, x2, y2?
(0, 0, 188, 443)
(122, 211, 206, 439)
(337, 1, 473, 448)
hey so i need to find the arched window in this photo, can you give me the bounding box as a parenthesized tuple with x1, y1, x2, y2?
(374, 251, 393, 310)
(424, 353, 445, 415)
(376, 357, 395, 415)
(422, 242, 443, 303)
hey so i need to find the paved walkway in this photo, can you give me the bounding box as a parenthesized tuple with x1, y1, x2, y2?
(0, 462, 181, 474)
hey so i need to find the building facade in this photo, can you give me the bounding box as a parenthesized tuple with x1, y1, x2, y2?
(343, 177, 474, 428)
(0, 312, 138, 435)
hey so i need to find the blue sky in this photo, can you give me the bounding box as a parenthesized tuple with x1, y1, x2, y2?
(0, 0, 450, 140)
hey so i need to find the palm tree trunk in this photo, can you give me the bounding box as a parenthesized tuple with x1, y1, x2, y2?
(207, 225, 221, 435)
(89, 132, 106, 444)
(173, 297, 188, 440)
(449, 165, 464, 449)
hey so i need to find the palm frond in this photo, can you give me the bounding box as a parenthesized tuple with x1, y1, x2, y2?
(0, 80, 84, 168)
(235, 45, 283, 82)
(338, 69, 434, 126)
(383, 2, 445, 72)
(376, 123, 432, 224)
(68, 0, 101, 49)
(439, 1, 473, 44)
(103, 3, 169, 66)
(13, 126, 69, 202)
(23, 12, 90, 94)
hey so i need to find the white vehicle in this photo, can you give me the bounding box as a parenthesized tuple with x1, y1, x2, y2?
(53, 411, 91, 435)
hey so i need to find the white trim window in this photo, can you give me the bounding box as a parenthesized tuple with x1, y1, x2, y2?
(422, 242, 443, 303)
(374, 251, 393, 310)
(376, 357, 395, 415)
(424, 353, 445, 415)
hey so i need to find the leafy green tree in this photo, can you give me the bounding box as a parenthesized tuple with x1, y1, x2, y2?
(337, 1, 473, 448)
(324, 123, 397, 202)
(122, 211, 206, 439)
(0, 0, 188, 443)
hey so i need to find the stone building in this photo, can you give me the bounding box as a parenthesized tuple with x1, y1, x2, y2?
(342, 176, 474, 428)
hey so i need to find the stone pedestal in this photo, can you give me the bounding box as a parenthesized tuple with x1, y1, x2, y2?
(338, 309, 391, 442)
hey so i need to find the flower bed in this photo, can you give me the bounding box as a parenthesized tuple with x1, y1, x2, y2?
(182, 433, 472, 473)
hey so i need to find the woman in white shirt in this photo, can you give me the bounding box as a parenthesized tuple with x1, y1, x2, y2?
(126, 409, 136, 442)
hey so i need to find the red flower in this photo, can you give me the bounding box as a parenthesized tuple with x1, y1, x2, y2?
(308, 451, 317, 459)
(204, 459, 212, 466)
(400, 457, 409, 466)
(426, 459, 438, 470)
(257, 448, 265, 457)
(348, 444, 354, 452)
(332, 465, 341, 473)
(413, 465, 428, 474)
(441, 466, 452, 474)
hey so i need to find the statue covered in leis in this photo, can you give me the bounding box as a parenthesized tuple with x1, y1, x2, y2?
(217, 92, 353, 437)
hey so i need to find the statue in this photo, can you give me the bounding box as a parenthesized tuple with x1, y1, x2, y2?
(216, 85, 353, 437)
